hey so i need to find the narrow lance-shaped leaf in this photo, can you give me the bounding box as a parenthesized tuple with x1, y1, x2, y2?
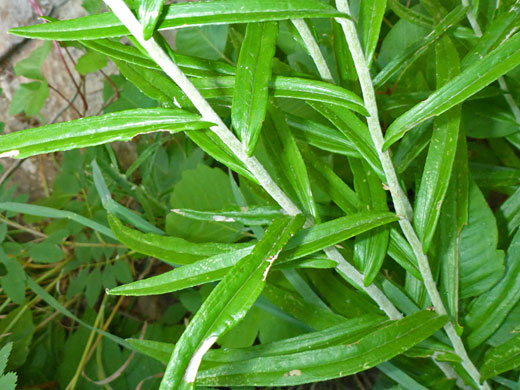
(480, 333, 520, 380)
(264, 105, 319, 221)
(9, 0, 344, 41)
(109, 211, 398, 296)
(350, 158, 390, 286)
(108, 214, 251, 266)
(465, 228, 520, 349)
(171, 206, 285, 226)
(139, 0, 165, 40)
(195, 310, 448, 387)
(186, 76, 368, 116)
(232, 22, 278, 155)
(373, 5, 466, 89)
(383, 31, 520, 149)
(0, 202, 114, 239)
(438, 131, 468, 319)
(159, 215, 306, 390)
(414, 36, 461, 252)
(358, 0, 387, 67)
(128, 315, 386, 364)
(0, 108, 210, 159)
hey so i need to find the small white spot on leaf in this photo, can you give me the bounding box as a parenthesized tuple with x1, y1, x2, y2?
(0, 150, 20, 159)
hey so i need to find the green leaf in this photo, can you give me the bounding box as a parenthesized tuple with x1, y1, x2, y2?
(497, 186, 520, 236)
(27, 242, 63, 264)
(196, 310, 447, 387)
(480, 333, 520, 380)
(109, 211, 397, 297)
(9, 0, 344, 40)
(74, 50, 107, 74)
(0, 249, 25, 304)
(232, 22, 278, 155)
(350, 158, 390, 286)
(281, 211, 398, 262)
(0, 202, 114, 239)
(159, 215, 306, 390)
(358, 0, 387, 67)
(0, 343, 17, 390)
(167, 164, 244, 243)
(108, 214, 250, 266)
(438, 131, 468, 319)
(8, 81, 49, 118)
(414, 36, 461, 252)
(187, 76, 368, 115)
(383, 32, 520, 149)
(465, 228, 520, 349)
(129, 315, 385, 364)
(387, 0, 433, 29)
(0, 108, 209, 159)
(374, 5, 466, 88)
(176, 25, 229, 62)
(309, 102, 383, 177)
(109, 246, 253, 296)
(171, 206, 284, 226)
(263, 106, 318, 220)
(458, 181, 505, 299)
(139, 0, 165, 40)
(14, 41, 51, 80)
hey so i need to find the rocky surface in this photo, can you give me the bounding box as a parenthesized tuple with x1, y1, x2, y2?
(0, 0, 117, 199)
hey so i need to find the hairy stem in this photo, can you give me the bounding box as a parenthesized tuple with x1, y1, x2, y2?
(334, 1, 489, 388)
(292, 19, 334, 82)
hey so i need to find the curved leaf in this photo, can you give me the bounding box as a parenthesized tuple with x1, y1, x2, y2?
(0, 108, 209, 159)
(9, 0, 344, 40)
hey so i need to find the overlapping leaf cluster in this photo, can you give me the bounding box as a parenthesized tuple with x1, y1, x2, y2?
(2, 0, 520, 389)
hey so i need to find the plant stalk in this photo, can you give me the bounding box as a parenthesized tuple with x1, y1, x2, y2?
(292, 19, 334, 82)
(334, 1, 489, 388)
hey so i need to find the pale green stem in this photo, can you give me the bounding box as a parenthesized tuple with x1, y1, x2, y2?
(291, 19, 334, 82)
(103, 0, 300, 217)
(334, 1, 489, 388)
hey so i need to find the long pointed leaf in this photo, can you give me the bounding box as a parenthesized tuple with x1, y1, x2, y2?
(9, 0, 344, 40)
(232, 22, 278, 155)
(384, 32, 520, 149)
(196, 310, 447, 387)
(139, 0, 165, 40)
(0, 108, 209, 159)
(159, 215, 306, 390)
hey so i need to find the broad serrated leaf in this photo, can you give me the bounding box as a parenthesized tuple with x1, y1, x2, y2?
(9, 0, 344, 40)
(0, 108, 209, 159)
(384, 32, 520, 149)
(465, 228, 520, 349)
(159, 215, 305, 390)
(232, 22, 278, 155)
(414, 36, 461, 252)
(458, 181, 505, 298)
(139, 0, 164, 40)
(196, 310, 447, 387)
